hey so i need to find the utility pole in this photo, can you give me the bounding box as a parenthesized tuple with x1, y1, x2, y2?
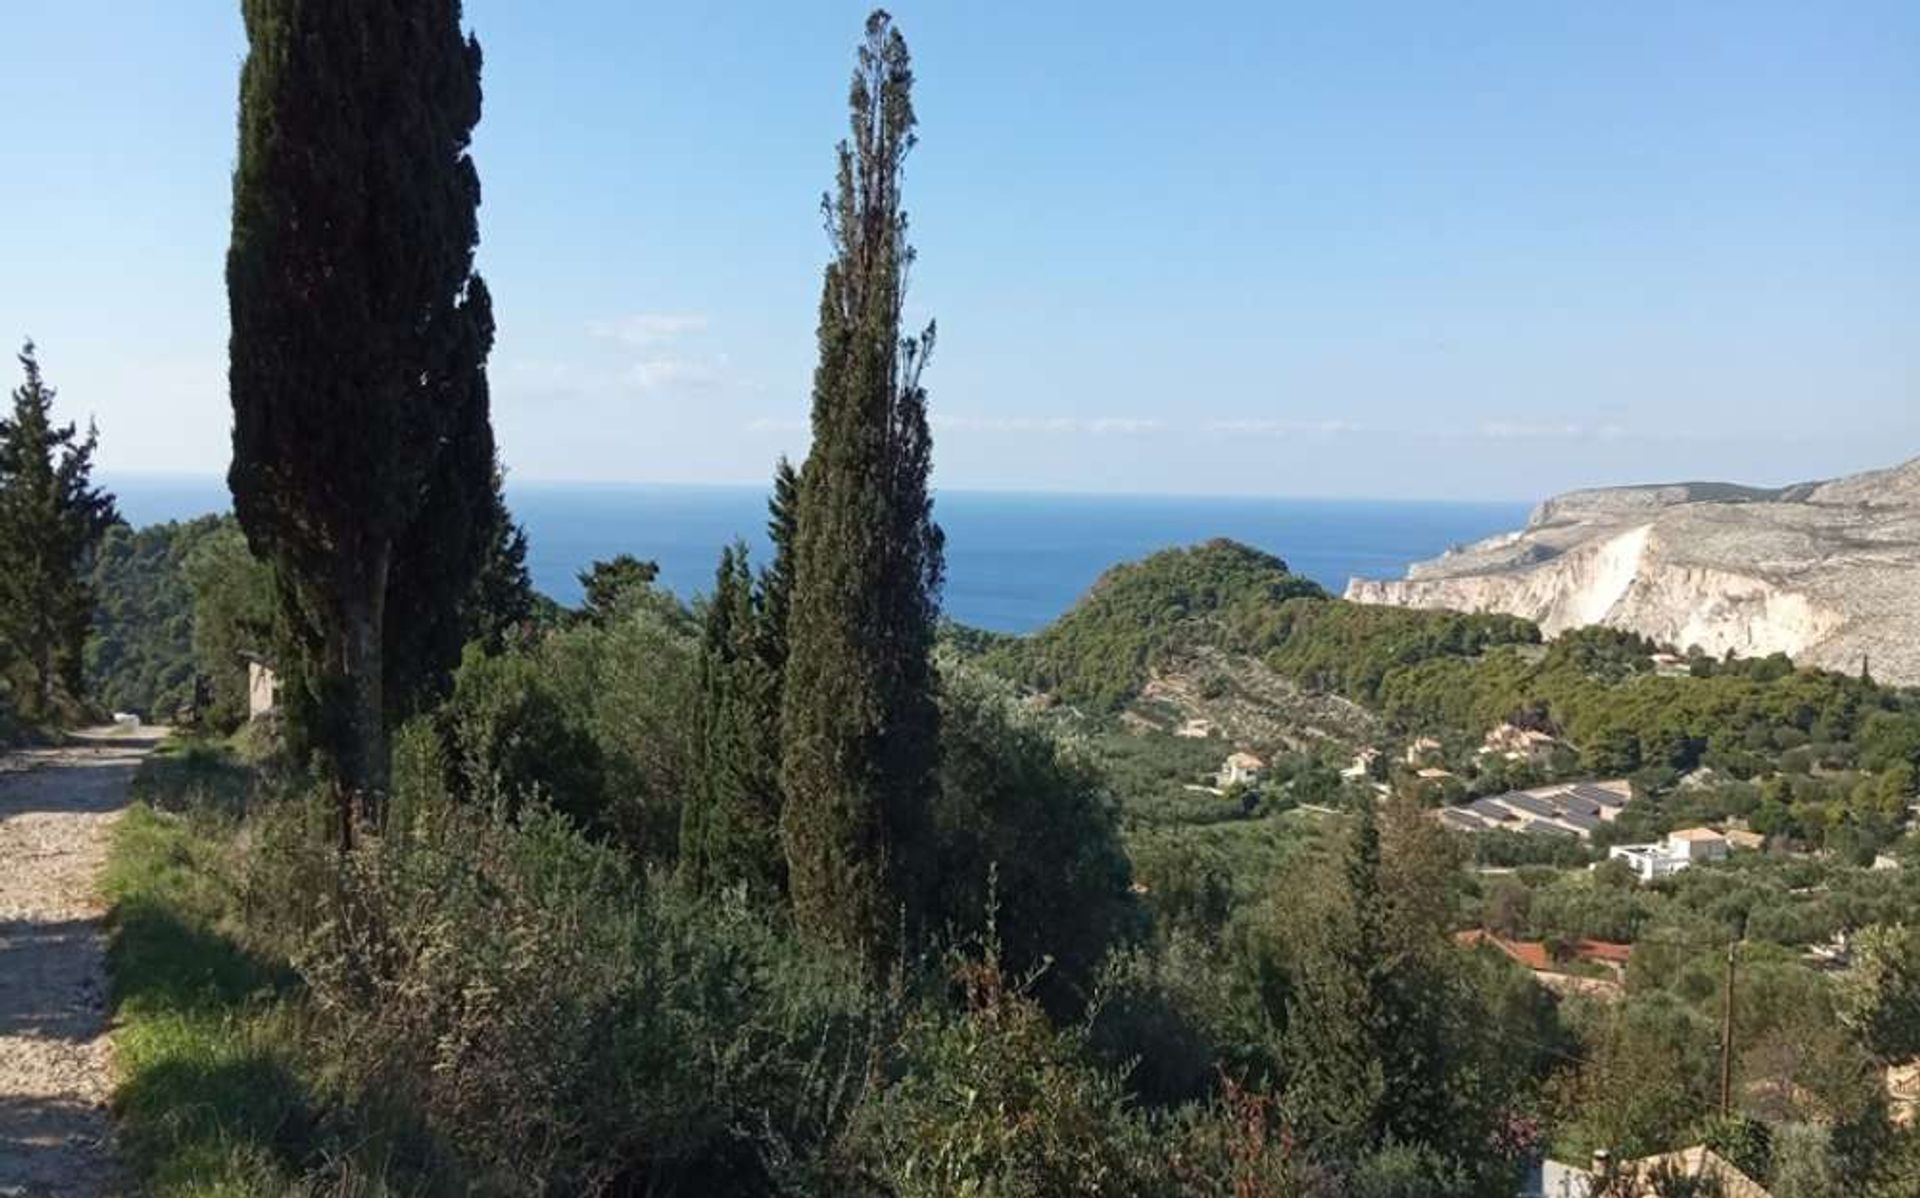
(1719, 939, 1738, 1116)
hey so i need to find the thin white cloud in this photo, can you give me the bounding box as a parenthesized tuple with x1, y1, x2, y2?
(1204, 418, 1365, 436)
(930, 414, 1163, 435)
(1480, 421, 1628, 441)
(588, 312, 710, 346)
(628, 358, 720, 392)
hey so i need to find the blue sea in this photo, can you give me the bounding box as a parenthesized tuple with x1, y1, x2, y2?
(107, 476, 1527, 634)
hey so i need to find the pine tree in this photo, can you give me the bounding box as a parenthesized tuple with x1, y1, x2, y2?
(779, 11, 944, 959)
(0, 343, 117, 722)
(227, 0, 492, 828)
(683, 543, 786, 899)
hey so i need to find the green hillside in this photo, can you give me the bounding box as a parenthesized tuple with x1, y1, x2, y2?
(975, 537, 1539, 714)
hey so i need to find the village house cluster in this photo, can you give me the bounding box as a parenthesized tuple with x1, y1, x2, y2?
(1606, 825, 1754, 881)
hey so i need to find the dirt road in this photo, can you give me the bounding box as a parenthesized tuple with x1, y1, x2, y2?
(0, 733, 160, 1198)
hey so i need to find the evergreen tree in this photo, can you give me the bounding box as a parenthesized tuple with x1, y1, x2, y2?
(0, 342, 117, 722)
(1283, 804, 1390, 1156)
(385, 285, 505, 722)
(780, 10, 945, 959)
(227, 0, 492, 825)
(577, 554, 660, 624)
(758, 455, 800, 676)
(462, 466, 535, 652)
(683, 543, 786, 899)
(1283, 798, 1495, 1180)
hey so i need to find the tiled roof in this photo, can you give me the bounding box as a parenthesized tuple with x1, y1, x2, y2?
(1572, 939, 1633, 964)
(1672, 827, 1726, 842)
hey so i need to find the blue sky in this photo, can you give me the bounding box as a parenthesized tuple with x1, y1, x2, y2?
(1, 2, 1913, 501)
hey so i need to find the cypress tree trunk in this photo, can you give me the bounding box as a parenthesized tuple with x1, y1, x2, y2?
(780, 11, 944, 962)
(227, 0, 492, 823)
(340, 549, 390, 834)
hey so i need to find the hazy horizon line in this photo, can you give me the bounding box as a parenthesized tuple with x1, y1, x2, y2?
(99, 469, 1540, 509)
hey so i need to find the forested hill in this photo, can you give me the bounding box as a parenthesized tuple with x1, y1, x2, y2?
(968, 538, 1920, 858)
(83, 513, 276, 727)
(971, 537, 1540, 714)
(84, 515, 229, 719)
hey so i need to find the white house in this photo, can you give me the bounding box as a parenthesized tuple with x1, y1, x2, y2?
(1608, 827, 1728, 882)
(1217, 751, 1265, 789)
(1340, 746, 1381, 780)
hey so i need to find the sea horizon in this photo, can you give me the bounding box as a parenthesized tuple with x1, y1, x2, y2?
(102, 472, 1531, 634)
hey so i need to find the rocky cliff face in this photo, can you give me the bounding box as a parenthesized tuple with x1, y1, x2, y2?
(1345, 457, 1920, 684)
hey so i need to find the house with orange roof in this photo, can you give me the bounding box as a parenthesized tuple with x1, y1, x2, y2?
(1455, 930, 1631, 1001)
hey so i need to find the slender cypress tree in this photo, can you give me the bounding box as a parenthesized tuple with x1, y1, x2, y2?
(684, 543, 786, 899)
(0, 343, 117, 721)
(758, 455, 801, 677)
(779, 11, 944, 959)
(227, 0, 492, 826)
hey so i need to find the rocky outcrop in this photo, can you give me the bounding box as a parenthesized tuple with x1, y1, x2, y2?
(1346, 456, 1920, 685)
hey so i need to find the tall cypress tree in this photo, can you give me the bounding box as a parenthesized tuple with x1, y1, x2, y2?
(227, 0, 492, 826)
(779, 11, 944, 959)
(385, 281, 507, 722)
(684, 543, 786, 899)
(460, 459, 536, 653)
(758, 455, 800, 677)
(0, 342, 117, 722)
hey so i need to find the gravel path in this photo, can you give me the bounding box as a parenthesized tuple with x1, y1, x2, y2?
(0, 733, 159, 1198)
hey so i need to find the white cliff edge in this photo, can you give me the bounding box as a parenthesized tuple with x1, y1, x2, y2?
(1345, 457, 1920, 685)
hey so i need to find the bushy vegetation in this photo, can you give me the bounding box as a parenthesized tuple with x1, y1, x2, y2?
(81, 513, 278, 729)
(113, 740, 1583, 1196)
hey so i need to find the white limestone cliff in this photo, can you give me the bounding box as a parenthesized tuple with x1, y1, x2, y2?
(1345, 457, 1920, 684)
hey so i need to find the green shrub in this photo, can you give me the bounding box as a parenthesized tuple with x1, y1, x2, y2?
(928, 664, 1142, 1006)
(859, 948, 1164, 1197)
(440, 642, 607, 827)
